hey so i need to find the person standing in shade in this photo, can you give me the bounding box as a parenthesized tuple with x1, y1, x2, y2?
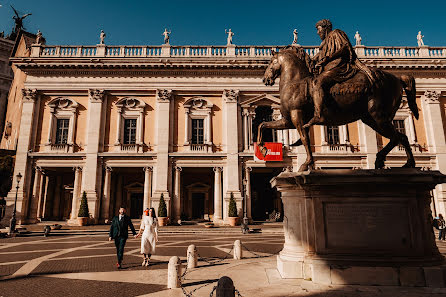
(438, 214, 446, 240)
(136, 207, 158, 267)
(109, 207, 137, 268)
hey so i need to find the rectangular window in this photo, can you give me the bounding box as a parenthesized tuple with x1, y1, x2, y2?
(55, 119, 69, 144)
(327, 126, 340, 145)
(393, 120, 406, 135)
(124, 119, 137, 144)
(191, 119, 204, 144)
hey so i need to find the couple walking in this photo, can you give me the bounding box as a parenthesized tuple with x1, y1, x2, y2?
(109, 207, 159, 269)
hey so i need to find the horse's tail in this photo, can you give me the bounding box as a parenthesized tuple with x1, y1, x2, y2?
(400, 75, 419, 120)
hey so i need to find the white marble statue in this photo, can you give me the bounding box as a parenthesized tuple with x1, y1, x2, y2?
(163, 28, 171, 44)
(36, 30, 43, 44)
(417, 31, 425, 47)
(354, 31, 362, 46)
(292, 29, 298, 44)
(100, 30, 106, 45)
(225, 29, 234, 45)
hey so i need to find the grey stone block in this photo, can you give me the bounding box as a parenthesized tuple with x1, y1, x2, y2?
(331, 267, 398, 286)
(312, 263, 331, 285)
(424, 267, 445, 288)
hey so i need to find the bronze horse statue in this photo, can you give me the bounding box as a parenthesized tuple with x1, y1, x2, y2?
(258, 46, 419, 172)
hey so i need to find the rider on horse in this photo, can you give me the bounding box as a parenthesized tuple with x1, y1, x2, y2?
(304, 19, 377, 128)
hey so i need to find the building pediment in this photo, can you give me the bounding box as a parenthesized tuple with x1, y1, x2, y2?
(241, 93, 280, 107)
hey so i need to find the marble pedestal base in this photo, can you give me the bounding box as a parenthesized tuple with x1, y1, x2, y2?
(271, 169, 446, 287)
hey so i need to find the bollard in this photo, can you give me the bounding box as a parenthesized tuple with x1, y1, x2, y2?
(167, 256, 182, 289)
(215, 276, 235, 297)
(233, 240, 242, 260)
(187, 244, 198, 269)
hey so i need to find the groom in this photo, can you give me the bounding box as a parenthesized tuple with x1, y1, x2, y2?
(109, 207, 137, 268)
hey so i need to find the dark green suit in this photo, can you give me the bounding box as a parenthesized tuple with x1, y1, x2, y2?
(109, 215, 136, 264)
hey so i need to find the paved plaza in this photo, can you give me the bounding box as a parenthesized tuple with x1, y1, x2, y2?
(1, 224, 446, 297)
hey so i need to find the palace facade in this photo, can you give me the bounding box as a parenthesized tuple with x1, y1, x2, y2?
(2, 31, 446, 225)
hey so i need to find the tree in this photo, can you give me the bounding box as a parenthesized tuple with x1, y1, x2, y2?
(228, 192, 237, 217)
(78, 191, 89, 217)
(158, 193, 167, 217)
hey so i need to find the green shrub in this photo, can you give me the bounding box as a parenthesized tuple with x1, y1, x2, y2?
(78, 191, 89, 217)
(158, 193, 167, 217)
(228, 192, 237, 217)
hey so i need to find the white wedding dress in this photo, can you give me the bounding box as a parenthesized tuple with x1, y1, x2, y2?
(140, 215, 158, 254)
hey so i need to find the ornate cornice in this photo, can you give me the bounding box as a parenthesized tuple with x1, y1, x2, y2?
(22, 89, 38, 102)
(223, 89, 239, 102)
(89, 89, 106, 102)
(156, 89, 173, 102)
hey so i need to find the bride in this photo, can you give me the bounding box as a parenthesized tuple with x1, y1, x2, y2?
(136, 207, 159, 266)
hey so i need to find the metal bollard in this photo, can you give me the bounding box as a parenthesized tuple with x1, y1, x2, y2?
(215, 276, 235, 297)
(187, 244, 198, 269)
(233, 240, 242, 260)
(167, 256, 182, 289)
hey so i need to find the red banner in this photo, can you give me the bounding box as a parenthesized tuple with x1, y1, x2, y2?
(254, 142, 283, 161)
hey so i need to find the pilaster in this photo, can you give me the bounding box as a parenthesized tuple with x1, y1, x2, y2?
(81, 89, 106, 222)
(358, 120, 378, 169)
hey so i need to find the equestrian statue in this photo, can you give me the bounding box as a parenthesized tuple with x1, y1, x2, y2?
(258, 19, 418, 172)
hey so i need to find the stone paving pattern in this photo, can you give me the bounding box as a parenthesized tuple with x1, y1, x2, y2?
(0, 225, 446, 296)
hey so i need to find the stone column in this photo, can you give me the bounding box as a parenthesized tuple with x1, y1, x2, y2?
(173, 166, 182, 222)
(143, 166, 153, 210)
(242, 108, 249, 151)
(184, 109, 190, 145)
(81, 89, 106, 222)
(70, 167, 82, 221)
(153, 90, 173, 215)
(52, 175, 62, 219)
(41, 175, 51, 219)
(249, 109, 256, 151)
(6, 89, 38, 223)
(358, 120, 378, 169)
(222, 90, 242, 221)
(28, 166, 42, 223)
(422, 90, 446, 215)
(37, 173, 48, 221)
(244, 166, 252, 221)
(102, 166, 112, 222)
(213, 167, 223, 222)
(115, 107, 122, 145)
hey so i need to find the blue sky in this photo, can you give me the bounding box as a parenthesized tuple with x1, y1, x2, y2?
(0, 0, 444, 46)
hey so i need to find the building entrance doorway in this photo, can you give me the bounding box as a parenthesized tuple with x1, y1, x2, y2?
(250, 169, 283, 221)
(130, 193, 143, 219)
(192, 192, 205, 219)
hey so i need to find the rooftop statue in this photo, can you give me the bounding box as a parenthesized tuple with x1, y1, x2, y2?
(35, 30, 43, 44)
(100, 30, 106, 45)
(417, 31, 425, 47)
(11, 5, 31, 35)
(225, 29, 234, 45)
(163, 28, 171, 44)
(354, 31, 362, 46)
(292, 29, 298, 45)
(259, 19, 419, 171)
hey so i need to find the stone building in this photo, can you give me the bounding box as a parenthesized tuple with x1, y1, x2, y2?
(1, 32, 446, 225)
(0, 35, 14, 138)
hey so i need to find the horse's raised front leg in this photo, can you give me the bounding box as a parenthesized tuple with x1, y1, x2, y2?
(291, 109, 314, 172)
(257, 118, 294, 157)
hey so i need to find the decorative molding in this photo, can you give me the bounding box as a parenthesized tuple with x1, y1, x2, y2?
(105, 166, 113, 172)
(223, 89, 239, 102)
(22, 89, 38, 102)
(88, 89, 106, 102)
(143, 166, 153, 172)
(156, 89, 173, 102)
(423, 90, 441, 103)
(213, 167, 223, 173)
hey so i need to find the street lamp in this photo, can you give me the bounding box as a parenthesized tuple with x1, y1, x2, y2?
(241, 173, 249, 234)
(8, 172, 22, 236)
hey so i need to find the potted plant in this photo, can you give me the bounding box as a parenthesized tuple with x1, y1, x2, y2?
(157, 193, 168, 226)
(228, 192, 239, 226)
(77, 191, 89, 226)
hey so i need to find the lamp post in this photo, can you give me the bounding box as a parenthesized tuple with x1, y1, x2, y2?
(8, 172, 22, 236)
(241, 171, 249, 234)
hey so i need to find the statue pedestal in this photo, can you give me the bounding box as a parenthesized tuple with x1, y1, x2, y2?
(271, 169, 445, 287)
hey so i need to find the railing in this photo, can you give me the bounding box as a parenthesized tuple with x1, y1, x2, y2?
(32, 44, 446, 59)
(190, 144, 208, 152)
(321, 143, 358, 153)
(50, 143, 69, 152)
(120, 143, 137, 152)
